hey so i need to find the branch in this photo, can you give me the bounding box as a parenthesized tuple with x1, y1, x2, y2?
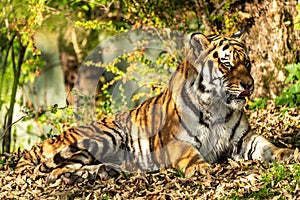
(0, 105, 69, 141)
(210, 0, 238, 16)
(195, 0, 212, 33)
(0, 34, 16, 107)
(0, 115, 25, 141)
(10, 38, 16, 74)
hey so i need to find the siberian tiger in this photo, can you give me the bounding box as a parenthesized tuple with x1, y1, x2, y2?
(16, 32, 297, 184)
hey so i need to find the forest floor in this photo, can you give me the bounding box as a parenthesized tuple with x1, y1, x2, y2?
(0, 100, 300, 199)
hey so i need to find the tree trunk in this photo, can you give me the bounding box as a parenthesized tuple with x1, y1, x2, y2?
(244, 0, 300, 98)
(2, 42, 26, 153)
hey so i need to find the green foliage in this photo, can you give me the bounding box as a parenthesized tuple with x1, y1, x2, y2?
(261, 163, 287, 185)
(276, 63, 300, 108)
(20, 103, 75, 143)
(175, 169, 186, 178)
(248, 63, 300, 110)
(0, 0, 47, 152)
(237, 163, 300, 199)
(247, 98, 268, 110)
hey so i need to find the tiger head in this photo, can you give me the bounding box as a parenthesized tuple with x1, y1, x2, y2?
(187, 32, 254, 110)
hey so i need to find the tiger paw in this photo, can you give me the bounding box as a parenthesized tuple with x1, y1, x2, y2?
(184, 162, 210, 178)
(271, 148, 295, 162)
(46, 163, 121, 184)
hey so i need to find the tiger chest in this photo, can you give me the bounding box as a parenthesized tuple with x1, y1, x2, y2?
(184, 111, 250, 162)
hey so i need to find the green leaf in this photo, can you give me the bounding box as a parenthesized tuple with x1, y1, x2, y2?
(284, 63, 300, 83)
(248, 98, 268, 110)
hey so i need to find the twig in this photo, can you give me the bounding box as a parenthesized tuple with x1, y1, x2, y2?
(210, 0, 238, 17)
(0, 105, 68, 141)
(0, 115, 26, 141)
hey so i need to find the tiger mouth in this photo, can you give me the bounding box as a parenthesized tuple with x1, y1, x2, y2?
(236, 89, 252, 99)
(226, 89, 252, 103)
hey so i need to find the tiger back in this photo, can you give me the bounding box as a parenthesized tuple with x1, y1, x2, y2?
(16, 32, 298, 183)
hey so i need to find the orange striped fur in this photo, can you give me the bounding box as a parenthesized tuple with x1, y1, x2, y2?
(16, 32, 297, 183)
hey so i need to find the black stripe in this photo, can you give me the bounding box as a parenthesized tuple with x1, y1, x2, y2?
(142, 101, 151, 135)
(198, 75, 206, 92)
(101, 119, 124, 139)
(149, 135, 154, 152)
(69, 142, 81, 153)
(111, 120, 122, 132)
(100, 138, 110, 156)
(229, 112, 243, 140)
(127, 112, 135, 152)
(95, 121, 123, 145)
(222, 44, 229, 51)
(113, 112, 129, 151)
(180, 119, 196, 138)
(69, 152, 90, 165)
(33, 147, 42, 164)
(82, 125, 94, 133)
(194, 136, 202, 149)
(54, 153, 65, 164)
(105, 124, 124, 144)
(218, 65, 228, 74)
(67, 129, 79, 142)
(198, 110, 208, 127)
(137, 137, 142, 154)
(111, 116, 128, 150)
(190, 78, 195, 87)
(219, 40, 224, 46)
(247, 135, 259, 159)
(119, 114, 130, 151)
(207, 60, 214, 83)
(89, 141, 99, 158)
(225, 108, 234, 122)
(102, 130, 117, 146)
(172, 105, 182, 139)
(231, 42, 244, 49)
(40, 162, 52, 172)
(157, 130, 164, 148)
(236, 127, 250, 154)
(185, 154, 201, 169)
(181, 84, 199, 116)
(164, 92, 172, 119)
(134, 105, 142, 121)
(150, 92, 164, 150)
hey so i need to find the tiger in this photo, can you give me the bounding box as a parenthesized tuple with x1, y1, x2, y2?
(16, 31, 297, 184)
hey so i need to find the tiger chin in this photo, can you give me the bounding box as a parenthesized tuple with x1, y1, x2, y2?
(16, 31, 298, 184)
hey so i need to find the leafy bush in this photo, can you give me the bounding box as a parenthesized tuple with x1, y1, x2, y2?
(247, 98, 268, 110)
(275, 63, 300, 108)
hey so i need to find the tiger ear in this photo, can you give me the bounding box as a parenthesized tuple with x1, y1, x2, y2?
(231, 28, 246, 40)
(190, 33, 211, 57)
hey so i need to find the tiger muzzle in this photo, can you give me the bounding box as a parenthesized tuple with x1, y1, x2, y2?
(236, 89, 252, 99)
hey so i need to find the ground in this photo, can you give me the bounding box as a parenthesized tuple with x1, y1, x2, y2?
(0, 100, 300, 199)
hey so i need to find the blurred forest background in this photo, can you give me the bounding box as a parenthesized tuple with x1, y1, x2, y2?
(0, 0, 299, 153)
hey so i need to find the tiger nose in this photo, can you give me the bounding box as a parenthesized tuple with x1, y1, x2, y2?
(240, 78, 254, 91)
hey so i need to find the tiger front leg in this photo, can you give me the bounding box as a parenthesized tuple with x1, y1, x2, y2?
(164, 140, 210, 177)
(235, 133, 297, 162)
